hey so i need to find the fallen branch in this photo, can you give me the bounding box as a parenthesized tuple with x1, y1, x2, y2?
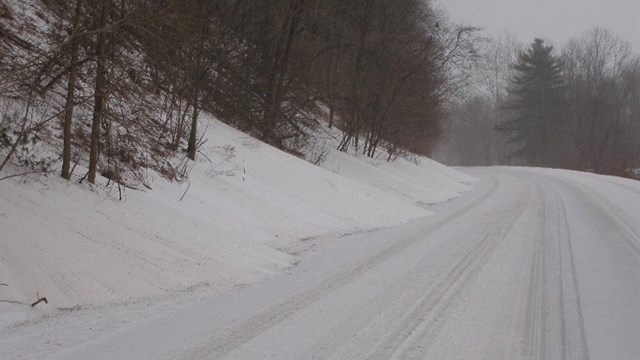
(197, 149, 212, 163)
(0, 169, 53, 181)
(179, 183, 191, 201)
(0, 283, 8, 286)
(31, 297, 47, 307)
(78, 171, 89, 184)
(31, 292, 47, 307)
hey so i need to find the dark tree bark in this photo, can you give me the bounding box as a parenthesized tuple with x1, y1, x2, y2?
(186, 0, 209, 161)
(61, 0, 83, 180)
(88, 0, 109, 184)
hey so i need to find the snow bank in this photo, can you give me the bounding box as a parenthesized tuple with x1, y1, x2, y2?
(0, 115, 472, 308)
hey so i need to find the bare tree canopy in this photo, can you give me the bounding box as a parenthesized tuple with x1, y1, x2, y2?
(1, 0, 470, 184)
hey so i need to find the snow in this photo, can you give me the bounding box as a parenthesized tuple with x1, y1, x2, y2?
(0, 114, 474, 358)
(2, 1, 638, 358)
(0, 116, 472, 308)
(4, 109, 640, 360)
(3, 166, 638, 359)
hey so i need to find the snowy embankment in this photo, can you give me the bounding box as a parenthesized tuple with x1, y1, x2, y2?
(0, 115, 473, 309)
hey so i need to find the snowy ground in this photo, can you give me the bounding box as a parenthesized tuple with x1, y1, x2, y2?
(3, 165, 640, 359)
(0, 117, 472, 306)
(1, 116, 476, 359)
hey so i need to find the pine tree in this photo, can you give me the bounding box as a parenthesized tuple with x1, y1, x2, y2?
(497, 38, 568, 167)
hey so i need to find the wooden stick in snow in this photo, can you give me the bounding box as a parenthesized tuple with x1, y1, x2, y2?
(31, 292, 48, 307)
(179, 183, 191, 201)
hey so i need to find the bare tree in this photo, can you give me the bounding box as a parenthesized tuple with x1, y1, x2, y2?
(563, 27, 639, 174)
(87, 0, 109, 184)
(61, 0, 83, 180)
(433, 33, 516, 166)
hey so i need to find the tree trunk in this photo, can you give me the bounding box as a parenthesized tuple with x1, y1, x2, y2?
(172, 97, 188, 151)
(328, 105, 335, 129)
(259, 0, 301, 145)
(187, 89, 199, 160)
(187, 0, 208, 161)
(61, 0, 83, 180)
(88, 0, 109, 184)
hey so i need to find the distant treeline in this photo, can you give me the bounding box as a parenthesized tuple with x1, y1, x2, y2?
(439, 29, 640, 178)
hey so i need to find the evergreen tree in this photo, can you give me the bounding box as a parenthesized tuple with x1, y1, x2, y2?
(497, 38, 568, 167)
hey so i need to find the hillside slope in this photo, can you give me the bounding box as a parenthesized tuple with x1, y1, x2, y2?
(0, 114, 473, 309)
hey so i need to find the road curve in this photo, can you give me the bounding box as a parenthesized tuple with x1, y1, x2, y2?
(52, 168, 640, 360)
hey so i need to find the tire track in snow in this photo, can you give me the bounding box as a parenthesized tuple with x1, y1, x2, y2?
(299, 176, 530, 360)
(508, 171, 592, 360)
(523, 169, 640, 360)
(547, 181, 591, 360)
(597, 175, 640, 198)
(557, 179, 640, 266)
(361, 176, 533, 360)
(183, 175, 501, 359)
(522, 180, 546, 360)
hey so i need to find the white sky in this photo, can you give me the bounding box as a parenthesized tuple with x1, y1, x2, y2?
(438, 0, 640, 52)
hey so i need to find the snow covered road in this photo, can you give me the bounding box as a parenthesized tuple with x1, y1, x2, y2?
(12, 168, 640, 359)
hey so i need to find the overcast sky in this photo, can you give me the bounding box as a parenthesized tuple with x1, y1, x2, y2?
(438, 0, 640, 52)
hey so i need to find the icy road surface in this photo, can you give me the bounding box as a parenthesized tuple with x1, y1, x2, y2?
(25, 168, 640, 358)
